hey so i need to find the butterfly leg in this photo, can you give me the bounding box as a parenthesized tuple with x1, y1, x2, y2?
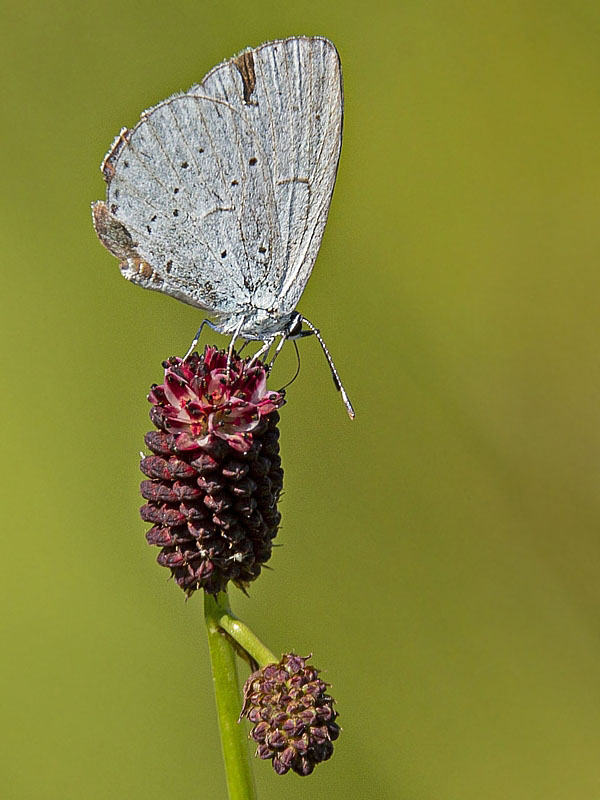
(267, 334, 289, 370)
(248, 337, 276, 369)
(184, 318, 219, 360)
(227, 317, 247, 374)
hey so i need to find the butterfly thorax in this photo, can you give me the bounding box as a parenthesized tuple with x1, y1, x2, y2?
(213, 307, 296, 340)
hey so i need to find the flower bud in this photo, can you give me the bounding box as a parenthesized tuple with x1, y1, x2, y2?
(241, 653, 340, 776)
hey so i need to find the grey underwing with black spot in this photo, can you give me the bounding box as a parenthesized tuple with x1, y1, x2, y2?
(92, 36, 344, 340)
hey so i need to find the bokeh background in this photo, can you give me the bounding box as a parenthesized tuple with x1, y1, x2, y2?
(3, 0, 600, 797)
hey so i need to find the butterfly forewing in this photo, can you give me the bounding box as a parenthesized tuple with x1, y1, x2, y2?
(95, 36, 343, 334)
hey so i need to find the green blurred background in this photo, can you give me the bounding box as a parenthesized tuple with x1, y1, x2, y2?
(2, 0, 600, 797)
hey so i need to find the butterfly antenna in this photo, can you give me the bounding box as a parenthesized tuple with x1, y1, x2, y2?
(301, 316, 355, 419)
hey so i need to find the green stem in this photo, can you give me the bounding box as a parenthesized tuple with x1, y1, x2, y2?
(204, 591, 258, 800)
(216, 608, 277, 668)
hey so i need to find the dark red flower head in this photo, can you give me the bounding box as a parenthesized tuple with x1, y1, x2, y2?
(149, 347, 284, 453)
(241, 653, 340, 776)
(140, 347, 285, 595)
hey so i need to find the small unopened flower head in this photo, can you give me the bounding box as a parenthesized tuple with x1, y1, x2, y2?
(241, 653, 340, 776)
(140, 347, 285, 595)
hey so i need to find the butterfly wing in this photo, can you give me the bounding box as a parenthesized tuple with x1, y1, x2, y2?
(93, 36, 343, 327)
(198, 36, 344, 315)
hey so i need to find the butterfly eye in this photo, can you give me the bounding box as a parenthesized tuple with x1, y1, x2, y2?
(287, 313, 304, 338)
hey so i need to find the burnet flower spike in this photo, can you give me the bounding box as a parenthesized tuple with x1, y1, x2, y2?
(241, 653, 340, 776)
(140, 347, 285, 595)
(139, 349, 342, 789)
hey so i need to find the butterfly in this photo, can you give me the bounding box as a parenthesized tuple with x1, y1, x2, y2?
(92, 36, 353, 417)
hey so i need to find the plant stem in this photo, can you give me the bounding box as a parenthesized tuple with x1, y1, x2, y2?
(204, 591, 257, 800)
(216, 608, 277, 668)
